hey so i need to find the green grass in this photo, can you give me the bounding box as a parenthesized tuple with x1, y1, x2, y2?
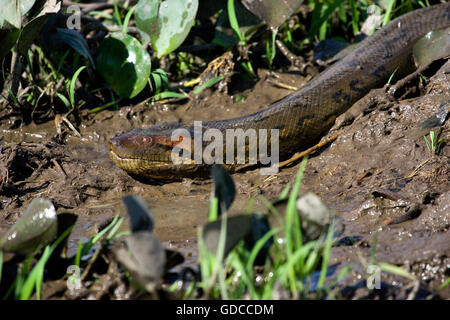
(424, 129, 445, 155)
(0, 214, 126, 300)
(3, 226, 73, 300)
(357, 232, 417, 292)
(265, 29, 277, 68)
(227, 0, 245, 44)
(193, 157, 349, 299)
(305, 0, 419, 41)
(74, 214, 126, 268)
(69, 66, 87, 110)
(193, 76, 225, 95)
(387, 67, 399, 85)
(439, 278, 450, 291)
(227, 0, 256, 78)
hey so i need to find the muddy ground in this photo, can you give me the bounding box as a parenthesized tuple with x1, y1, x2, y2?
(0, 57, 449, 299)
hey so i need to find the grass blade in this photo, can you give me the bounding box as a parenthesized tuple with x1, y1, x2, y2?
(246, 228, 280, 272)
(122, 5, 136, 34)
(152, 91, 187, 101)
(378, 262, 416, 280)
(69, 66, 87, 109)
(382, 0, 397, 26)
(317, 220, 335, 292)
(193, 76, 224, 95)
(20, 226, 73, 300)
(227, 0, 244, 42)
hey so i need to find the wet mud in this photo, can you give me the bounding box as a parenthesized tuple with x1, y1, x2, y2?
(1, 58, 449, 299)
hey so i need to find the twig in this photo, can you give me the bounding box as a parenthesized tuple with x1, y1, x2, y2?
(405, 158, 431, 179)
(278, 130, 342, 169)
(52, 159, 68, 178)
(266, 79, 298, 91)
(406, 280, 420, 300)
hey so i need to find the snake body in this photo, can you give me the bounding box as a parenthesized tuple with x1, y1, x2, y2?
(109, 3, 450, 179)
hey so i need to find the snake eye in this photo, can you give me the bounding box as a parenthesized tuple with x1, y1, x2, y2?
(109, 133, 153, 152)
(140, 136, 152, 144)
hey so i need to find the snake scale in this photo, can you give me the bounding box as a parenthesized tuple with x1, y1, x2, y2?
(109, 3, 450, 180)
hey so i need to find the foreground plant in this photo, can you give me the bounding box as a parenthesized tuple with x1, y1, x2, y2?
(195, 158, 348, 299)
(424, 129, 445, 155)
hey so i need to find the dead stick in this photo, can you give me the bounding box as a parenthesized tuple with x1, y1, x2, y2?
(278, 130, 342, 169)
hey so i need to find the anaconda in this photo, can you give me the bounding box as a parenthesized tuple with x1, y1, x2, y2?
(109, 3, 450, 180)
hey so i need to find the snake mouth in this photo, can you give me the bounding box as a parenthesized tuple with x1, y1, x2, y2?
(108, 138, 138, 160)
(109, 150, 177, 180)
(108, 137, 156, 161)
(109, 149, 167, 167)
(109, 149, 137, 163)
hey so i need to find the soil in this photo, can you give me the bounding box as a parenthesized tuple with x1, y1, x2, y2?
(0, 56, 449, 299)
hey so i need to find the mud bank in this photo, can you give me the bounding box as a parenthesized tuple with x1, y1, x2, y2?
(1, 57, 449, 299)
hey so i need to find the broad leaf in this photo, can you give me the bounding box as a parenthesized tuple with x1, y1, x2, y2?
(0, 198, 57, 254)
(203, 214, 252, 257)
(413, 27, 450, 69)
(122, 195, 154, 232)
(135, 0, 198, 58)
(241, 0, 304, 29)
(0, 0, 24, 29)
(211, 164, 236, 216)
(0, 28, 21, 62)
(113, 231, 166, 292)
(96, 32, 151, 98)
(57, 28, 95, 67)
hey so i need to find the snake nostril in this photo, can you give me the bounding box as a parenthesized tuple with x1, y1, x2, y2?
(109, 137, 121, 149)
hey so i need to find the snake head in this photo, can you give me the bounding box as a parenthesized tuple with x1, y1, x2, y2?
(108, 124, 207, 180)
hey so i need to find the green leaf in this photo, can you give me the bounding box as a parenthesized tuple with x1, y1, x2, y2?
(387, 67, 398, 85)
(56, 92, 70, 109)
(96, 32, 151, 98)
(122, 195, 154, 232)
(240, 0, 303, 30)
(317, 220, 335, 291)
(149, 68, 168, 93)
(57, 28, 95, 68)
(0, 198, 57, 254)
(17, 7, 58, 55)
(69, 66, 86, 109)
(151, 91, 186, 101)
(439, 278, 450, 290)
(211, 164, 236, 217)
(0, 28, 21, 62)
(19, 226, 73, 300)
(309, 0, 346, 40)
(0, 0, 24, 29)
(382, 0, 397, 26)
(135, 0, 199, 58)
(122, 4, 137, 35)
(227, 0, 244, 42)
(193, 76, 224, 94)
